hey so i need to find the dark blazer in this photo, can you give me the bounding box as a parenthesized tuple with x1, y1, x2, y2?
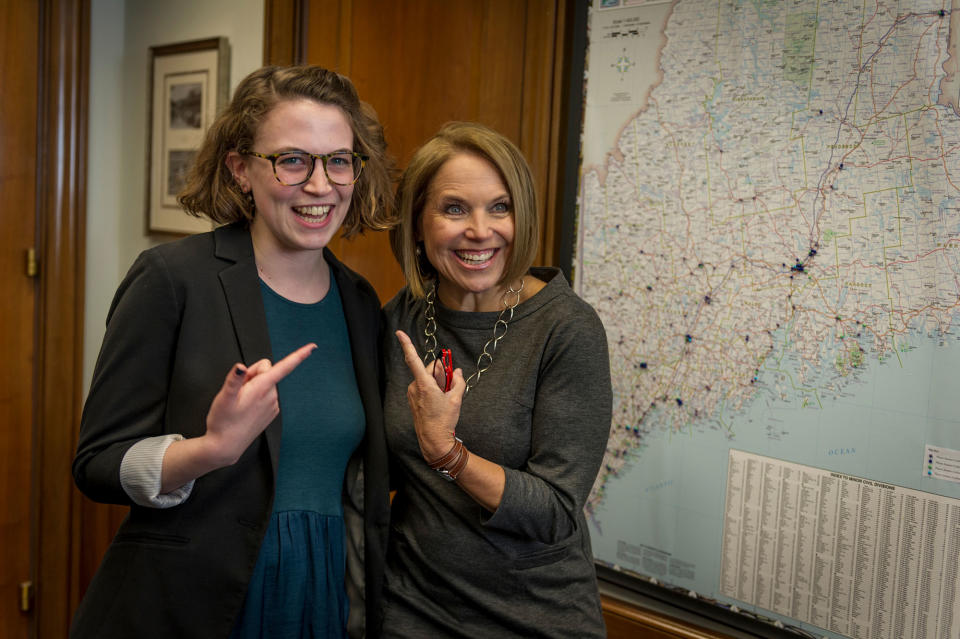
(71, 223, 389, 638)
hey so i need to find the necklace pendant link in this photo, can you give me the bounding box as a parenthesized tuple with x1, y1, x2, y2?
(423, 285, 438, 364)
(421, 277, 526, 394)
(492, 319, 509, 341)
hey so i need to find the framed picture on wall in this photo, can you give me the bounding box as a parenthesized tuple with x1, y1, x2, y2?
(146, 37, 229, 234)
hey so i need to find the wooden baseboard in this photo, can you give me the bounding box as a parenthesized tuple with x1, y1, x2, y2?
(602, 594, 738, 639)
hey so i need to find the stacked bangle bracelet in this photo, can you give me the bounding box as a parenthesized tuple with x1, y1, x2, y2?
(427, 437, 470, 482)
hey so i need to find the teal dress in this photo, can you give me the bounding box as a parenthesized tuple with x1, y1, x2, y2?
(230, 276, 365, 639)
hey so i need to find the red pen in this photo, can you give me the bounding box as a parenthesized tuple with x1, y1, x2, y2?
(441, 348, 453, 392)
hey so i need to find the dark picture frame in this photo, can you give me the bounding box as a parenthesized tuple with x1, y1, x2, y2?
(146, 37, 229, 234)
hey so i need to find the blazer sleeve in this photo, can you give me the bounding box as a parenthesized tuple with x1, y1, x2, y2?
(73, 248, 184, 505)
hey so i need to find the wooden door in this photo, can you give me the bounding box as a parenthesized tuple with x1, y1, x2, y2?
(0, 1, 89, 636)
(266, 0, 568, 303)
(0, 1, 40, 635)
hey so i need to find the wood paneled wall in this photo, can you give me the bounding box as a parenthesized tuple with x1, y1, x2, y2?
(266, 0, 569, 303)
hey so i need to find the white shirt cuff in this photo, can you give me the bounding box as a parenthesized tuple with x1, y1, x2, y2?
(119, 434, 195, 508)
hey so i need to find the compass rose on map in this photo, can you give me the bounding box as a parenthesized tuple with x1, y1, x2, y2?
(611, 48, 635, 80)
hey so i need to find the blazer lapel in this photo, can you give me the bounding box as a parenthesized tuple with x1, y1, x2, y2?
(326, 249, 378, 408)
(326, 250, 391, 537)
(214, 224, 283, 472)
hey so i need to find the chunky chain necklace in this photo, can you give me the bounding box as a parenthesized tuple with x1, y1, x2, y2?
(423, 278, 525, 394)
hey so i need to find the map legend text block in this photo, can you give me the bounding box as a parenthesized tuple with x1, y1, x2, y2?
(924, 445, 960, 484)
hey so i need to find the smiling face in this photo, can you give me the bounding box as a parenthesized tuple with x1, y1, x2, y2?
(419, 152, 516, 311)
(226, 99, 355, 258)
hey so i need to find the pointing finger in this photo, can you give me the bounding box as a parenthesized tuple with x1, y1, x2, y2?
(395, 330, 432, 382)
(260, 343, 317, 386)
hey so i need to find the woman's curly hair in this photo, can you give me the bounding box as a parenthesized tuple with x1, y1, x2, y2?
(178, 65, 393, 237)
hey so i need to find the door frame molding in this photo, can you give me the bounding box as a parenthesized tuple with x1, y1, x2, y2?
(32, 0, 89, 634)
(264, 0, 306, 65)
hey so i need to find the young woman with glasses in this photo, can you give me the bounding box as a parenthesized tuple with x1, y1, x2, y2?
(71, 66, 393, 638)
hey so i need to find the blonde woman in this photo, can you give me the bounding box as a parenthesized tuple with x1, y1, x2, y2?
(381, 122, 612, 638)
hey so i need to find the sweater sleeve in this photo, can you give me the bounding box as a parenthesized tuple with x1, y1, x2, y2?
(73, 249, 183, 505)
(483, 300, 613, 544)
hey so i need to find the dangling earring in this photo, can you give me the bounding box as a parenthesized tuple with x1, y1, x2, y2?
(245, 190, 256, 215)
(414, 243, 428, 278)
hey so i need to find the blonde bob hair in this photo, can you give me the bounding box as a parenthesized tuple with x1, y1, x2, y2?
(389, 122, 539, 298)
(179, 65, 393, 237)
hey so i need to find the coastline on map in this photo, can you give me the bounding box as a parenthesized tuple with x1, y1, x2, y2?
(936, 1, 960, 116)
(579, 0, 678, 184)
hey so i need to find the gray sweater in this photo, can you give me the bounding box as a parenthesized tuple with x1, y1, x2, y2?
(381, 267, 612, 638)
